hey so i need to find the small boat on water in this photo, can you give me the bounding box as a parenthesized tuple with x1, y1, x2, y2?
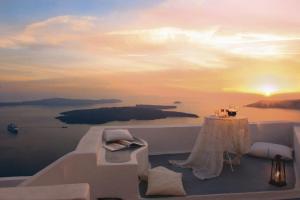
(7, 123, 19, 134)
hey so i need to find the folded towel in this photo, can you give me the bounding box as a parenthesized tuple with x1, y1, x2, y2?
(103, 129, 134, 142)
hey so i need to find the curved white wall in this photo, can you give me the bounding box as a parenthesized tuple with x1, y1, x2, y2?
(21, 127, 141, 200)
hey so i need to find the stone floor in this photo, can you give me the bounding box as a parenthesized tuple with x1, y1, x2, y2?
(140, 153, 295, 197)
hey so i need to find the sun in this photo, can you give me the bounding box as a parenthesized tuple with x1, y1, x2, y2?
(260, 84, 278, 96)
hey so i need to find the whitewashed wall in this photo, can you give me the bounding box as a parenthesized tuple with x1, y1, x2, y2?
(1, 122, 297, 200)
(119, 122, 295, 155)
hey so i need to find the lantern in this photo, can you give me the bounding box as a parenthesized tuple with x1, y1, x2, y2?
(269, 155, 287, 187)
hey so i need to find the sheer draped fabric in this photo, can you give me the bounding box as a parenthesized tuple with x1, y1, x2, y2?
(170, 116, 250, 180)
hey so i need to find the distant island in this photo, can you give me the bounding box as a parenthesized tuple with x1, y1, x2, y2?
(135, 104, 176, 109)
(0, 98, 122, 107)
(174, 101, 182, 104)
(56, 105, 198, 124)
(246, 99, 300, 110)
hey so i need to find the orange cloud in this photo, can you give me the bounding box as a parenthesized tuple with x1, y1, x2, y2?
(1, 15, 299, 63)
(135, 0, 300, 32)
(0, 16, 96, 48)
(1, 0, 300, 98)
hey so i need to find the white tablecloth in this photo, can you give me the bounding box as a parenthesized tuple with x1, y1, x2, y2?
(170, 116, 250, 180)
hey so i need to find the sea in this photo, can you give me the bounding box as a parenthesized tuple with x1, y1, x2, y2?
(1, 95, 300, 177)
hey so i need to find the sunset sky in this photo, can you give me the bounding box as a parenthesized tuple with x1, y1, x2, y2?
(0, 0, 300, 101)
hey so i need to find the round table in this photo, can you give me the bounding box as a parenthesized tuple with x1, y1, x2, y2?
(170, 115, 251, 180)
(203, 115, 250, 164)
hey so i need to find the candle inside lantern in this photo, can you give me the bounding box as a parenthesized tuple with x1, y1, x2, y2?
(275, 171, 280, 182)
(269, 155, 287, 187)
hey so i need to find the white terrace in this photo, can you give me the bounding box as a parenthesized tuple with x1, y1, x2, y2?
(0, 121, 300, 200)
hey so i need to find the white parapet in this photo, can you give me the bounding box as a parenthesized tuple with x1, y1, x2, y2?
(0, 183, 90, 200)
(294, 126, 300, 187)
(0, 176, 30, 188)
(20, 126, 147, 200)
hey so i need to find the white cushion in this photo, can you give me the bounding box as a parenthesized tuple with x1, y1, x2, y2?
(146, 166, 186, 196)
(248, 142, 293, 160)
(103, 129, 134, 142)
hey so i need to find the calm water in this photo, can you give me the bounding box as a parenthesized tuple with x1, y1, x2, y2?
(0, 97, 300, 177)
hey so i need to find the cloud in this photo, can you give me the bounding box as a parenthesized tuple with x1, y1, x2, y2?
(107, 27, 300, 58)
(1, 13, 300, 60)
(135, 0, 300, 32)
(133, 0, 204, 28)
(1, 14, 300, 80)
(1, 19, 299, 78)
(0, 1, 300, 97)
(0, 15, 96, 48)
